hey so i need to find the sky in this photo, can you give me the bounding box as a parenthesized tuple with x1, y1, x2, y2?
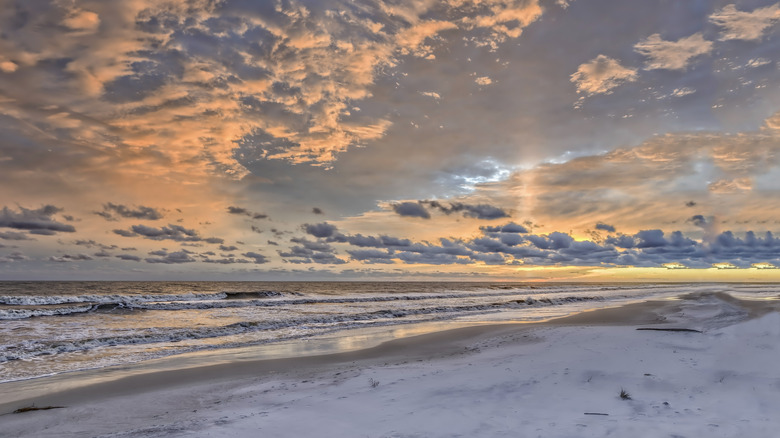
(1, 0, 780, 281)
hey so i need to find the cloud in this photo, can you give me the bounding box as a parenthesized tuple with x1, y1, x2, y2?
(427, 201, 509, 220)
(570, 55, 638, 95)
(97, 203, 164, 221)
(595, 223, 616, 233)
(130, 224, 200, 241)
(0, 61, 18, 73)
(62, 7, 101, 33)
(288, 213, 780, 268)
(227, 206, 250, 215)
(201, 256, 252, 265)
(347, 249, 396, 264)
(74, 239, 118, 251)
(670, 87, 695, 98)
(242, 251, 269, 264)
(278, 237, 347, 264)
(390, 200, 509, 220)
(303, 222, 340, 238)
(227, 206, 268, 220)
(556, 0, 575, 9)
(49, 253, 93, 262)
(709, 3, 780, 41)
(391, 202, 431, 219)
(0, 205, 75, 235)
(687, 215, 708, 228)
(708, 178, 752, 194)
(395, 19, 458, 58)
(116, 254, 141, 262)
(747, 58, 772, 68)
(481, 222, 529, 234)
(766, 111, 780, 131)
(459, 117, 780, 236)
(474, 76, 493, 86)
(418, 91, 441, 100)
(0, 252, 27, 262)
(633, 33, 713, 71)
(145, 250, 196, 264)
(0, 231, 32, 241)
(0, 0, 548, 185)
(113, 223, 223, 243)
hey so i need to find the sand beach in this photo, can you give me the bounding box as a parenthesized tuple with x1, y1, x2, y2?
(3, 291, 780, 437)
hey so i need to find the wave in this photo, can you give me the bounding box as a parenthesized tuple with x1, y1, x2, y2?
(224, 291, 285, 299)
(0, 295, 605, 363)
(0, 289, 609, 320)
(0, 292, 231, 306)
(0, 290, 295, 306)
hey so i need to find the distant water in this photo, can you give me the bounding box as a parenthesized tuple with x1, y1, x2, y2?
(1, 281, 776, 382)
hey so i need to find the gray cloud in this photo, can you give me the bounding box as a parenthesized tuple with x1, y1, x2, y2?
(595, 223, 616, 233)
(391, 200, 509, 220)
(227, 206, 268, 220)
(131, 224, 200, 241)
(116, 254, 141, 262)
(347, 249, 396, 264)
(227, 206, 250, 215)
(304, 223, 340, 238)
(0, 205, 75, 234)
(242, 252, 269, 264)
(73, 239, 118, 250)
(278, 237, 346, 265)
(49, 253, 93, 262)
(113, 229, 137, 238)
(481, 223, 529, 234)
(113, 224, 224, 244)
(424, 200, 510, 220)
(687, 215, 708, 228)
(145, 250, 197, 264)
(97, 203, 164, 221)
(0, 231, 32, 241)
(392, 202, 431, 219)
(0, 252, 27, 263)
(298, 220, 780, 268)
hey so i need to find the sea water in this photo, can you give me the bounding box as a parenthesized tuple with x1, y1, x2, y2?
(1, 281, 775, 382)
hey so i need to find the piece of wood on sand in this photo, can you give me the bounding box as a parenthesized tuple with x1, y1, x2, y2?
(636, 328, 703, 333)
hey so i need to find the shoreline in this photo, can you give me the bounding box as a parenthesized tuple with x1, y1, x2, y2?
(0, 295, 691, 412)
(3, 292, 780, 437)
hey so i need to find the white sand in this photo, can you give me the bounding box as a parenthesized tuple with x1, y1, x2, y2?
(3, 292, 780, 437)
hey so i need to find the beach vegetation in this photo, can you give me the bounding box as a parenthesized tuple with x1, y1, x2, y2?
(619, 388, 632, 400)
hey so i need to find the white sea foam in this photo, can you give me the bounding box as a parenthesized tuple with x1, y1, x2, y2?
(1, 282, 773, 383)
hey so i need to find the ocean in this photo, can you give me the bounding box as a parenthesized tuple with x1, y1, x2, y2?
(1, 281, 776, 383)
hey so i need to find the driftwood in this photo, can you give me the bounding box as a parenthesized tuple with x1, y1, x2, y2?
(636, 328, 703, 333)
(12, 405, 64, 414)
(584, 412, 609, 416)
